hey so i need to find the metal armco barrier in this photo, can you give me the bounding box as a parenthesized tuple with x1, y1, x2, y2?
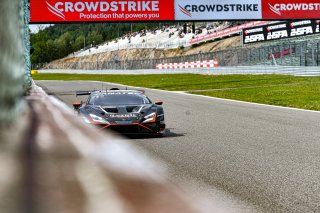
(39, 66, 320, 76)
(156, 59, 218, 69)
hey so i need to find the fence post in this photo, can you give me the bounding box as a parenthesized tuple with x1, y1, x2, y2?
(280, 44, 283, 65)
(312, 47, 315, 66)
(289, 44, 293, 66)
(317, 43, 319, 66)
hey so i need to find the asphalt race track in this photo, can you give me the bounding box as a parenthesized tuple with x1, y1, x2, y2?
(36, 80, 320, 213)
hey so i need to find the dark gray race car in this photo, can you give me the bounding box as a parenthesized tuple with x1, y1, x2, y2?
(73, 89, 165, 135)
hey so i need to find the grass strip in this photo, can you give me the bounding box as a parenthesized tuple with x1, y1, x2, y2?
(33, 73, 320, 111)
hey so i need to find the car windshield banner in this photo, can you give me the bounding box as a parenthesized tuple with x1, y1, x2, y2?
(243, 20, 320, 44)
(175, 0, 262, 20)
(30, 0, 175, 23)
(262, 0, 320, 19)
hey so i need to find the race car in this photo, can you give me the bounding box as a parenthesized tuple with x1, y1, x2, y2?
(73, 88, 165, 136)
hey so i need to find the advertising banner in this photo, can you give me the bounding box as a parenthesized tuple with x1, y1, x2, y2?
(190, 21, 268, 44)
(262, 0, 320, 19)
(243, 20, 320, 44)
(30, 0, 174, 23)
(175, 0, 262, 20)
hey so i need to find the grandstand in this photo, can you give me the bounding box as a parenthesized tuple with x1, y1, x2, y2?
(73, 22, 231, 57)
(47, 21, 320, 70)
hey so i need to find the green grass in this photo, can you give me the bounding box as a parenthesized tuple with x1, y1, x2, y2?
(192, 84, 320, 110)
(33, 73, 320, 111)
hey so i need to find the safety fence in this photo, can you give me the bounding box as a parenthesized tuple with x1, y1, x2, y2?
(39, 66, 320, 76)
(38, 37, 320, 71)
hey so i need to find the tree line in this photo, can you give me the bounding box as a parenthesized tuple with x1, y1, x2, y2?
(30, 22, 171, 64)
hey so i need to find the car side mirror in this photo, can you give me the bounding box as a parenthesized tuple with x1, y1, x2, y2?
(73, 102, 82, 110)
(155, 101, 163, 105)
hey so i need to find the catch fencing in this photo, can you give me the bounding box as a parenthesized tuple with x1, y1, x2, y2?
(39, 36, 320, 71)
(39, 66, 320, 76)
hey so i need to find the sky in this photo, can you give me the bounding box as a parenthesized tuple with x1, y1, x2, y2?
(29, 24, 51, 33)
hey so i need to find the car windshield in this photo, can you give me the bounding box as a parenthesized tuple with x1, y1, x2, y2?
(88, 93, 151, 105)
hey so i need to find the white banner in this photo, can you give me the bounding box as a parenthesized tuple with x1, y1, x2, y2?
(175, 0, 262, 20)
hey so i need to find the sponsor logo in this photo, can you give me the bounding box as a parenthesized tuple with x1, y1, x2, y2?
(178, 4, 191, 17)
(267, 30, 288, 40)
(290, 26, 313, 36)
(46, 1, 65, 20)
(290, 20, 311, 28)
(109, 114, 137, 118)
(266, 23, 286, 31)
(46, 0, 160, 20)
(244, 27, 263, 35)
(179, 3, 259, 17)
(268, 3, 320, 16)
(244, 34, 264, 43)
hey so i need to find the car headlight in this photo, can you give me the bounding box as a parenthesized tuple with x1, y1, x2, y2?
(81, 116, 91, 124)
(143, 112, 156, 123)
(88, 113, 108, 124)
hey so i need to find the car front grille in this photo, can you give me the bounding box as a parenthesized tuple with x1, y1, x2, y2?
(108, 125, 141, 134)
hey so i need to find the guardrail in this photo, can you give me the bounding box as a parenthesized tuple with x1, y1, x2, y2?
(39, 66, 320, 76)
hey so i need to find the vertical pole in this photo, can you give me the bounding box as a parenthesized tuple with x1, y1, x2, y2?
(280, 45, 283, 65)
(117, 22, 120, 66)
(300, 45, 302, 66)
(289, 44, 293, 65)
(240, 30, 244, 47)
(83, 25, 86, 50)
(145, 25, 148, 48)
(312, 47, 315, 66)
(317, 43, 319, 66)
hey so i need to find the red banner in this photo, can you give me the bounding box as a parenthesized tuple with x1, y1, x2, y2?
(262, 0, 320, 19)
(30, 0, 174, 23)
(190, 21, 268, 44)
